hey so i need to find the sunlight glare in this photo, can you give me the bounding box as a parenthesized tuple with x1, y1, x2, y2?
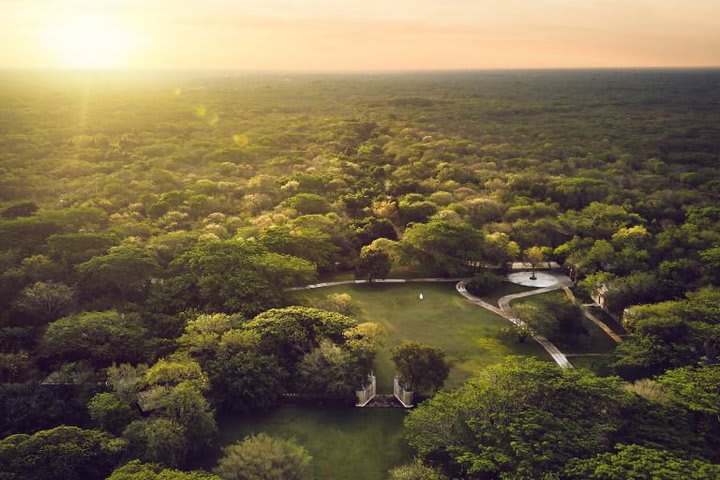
(44, 14, 142, 68)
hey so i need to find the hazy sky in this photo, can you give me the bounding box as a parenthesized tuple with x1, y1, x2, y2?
(1, 0, 719, 70)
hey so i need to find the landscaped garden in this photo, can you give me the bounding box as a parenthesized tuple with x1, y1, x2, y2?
(291, 281, 549, 392)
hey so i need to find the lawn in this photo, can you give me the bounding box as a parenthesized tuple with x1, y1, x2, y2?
(479, 281, 535, 306)
(218, 407, 410, 480)
(292, 282, 548, 392)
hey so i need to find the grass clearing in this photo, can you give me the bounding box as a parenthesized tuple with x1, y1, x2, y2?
(218, 407, 410, 480)
(292, 282, 548, 392)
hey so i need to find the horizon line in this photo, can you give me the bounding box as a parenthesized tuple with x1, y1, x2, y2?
(1, 65, 720, 75)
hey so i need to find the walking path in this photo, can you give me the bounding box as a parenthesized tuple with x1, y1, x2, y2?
(456, 281, 574, 369)
(562, 287, 623, 344)
(286, 277, 469, 291)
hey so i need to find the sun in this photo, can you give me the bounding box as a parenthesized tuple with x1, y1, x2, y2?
(44, 14, 142, 69)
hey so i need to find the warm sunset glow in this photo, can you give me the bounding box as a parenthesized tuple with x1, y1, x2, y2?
(0, 0, 718, 70)
(42, 14, 142, 68)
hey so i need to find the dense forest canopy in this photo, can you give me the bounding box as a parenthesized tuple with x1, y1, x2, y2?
(1, 69, 719, 479)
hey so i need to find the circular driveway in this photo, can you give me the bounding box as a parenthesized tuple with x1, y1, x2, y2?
(506, 271, 570, 288)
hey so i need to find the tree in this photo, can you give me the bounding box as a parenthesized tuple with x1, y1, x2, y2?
(177, 313, 241, 360)
(14, 281, 75, 323)
(254, 225, 338, 271)
(122, 418, 188, 468)
(510, 301, 558, 339)
(280, 193, 332, 216)
(657, 365, 720, 418)
(108, 460, 220, 480)
(160, 383, 218, 456)
(244, 306, 356, 367)
(466, 271, 504, 296)
(389, 461, 449, 480)
(307, 292, 361, 316)
(0, 217, 62, 253)
(77, 245, 159, 299)
(106, 363, 148, 404)
(355, 246, 392, 282)
(351, 216, 398, 245)
(0, 426, 124, 480)
(1, 202, 38, 219)
(400, 220, 483, 275)
(404, 358, 632, 479)
(41, 310, 147, 366)
(206, 350, 287, 413)
(297, 340, 364, 397)
(214, 434, 312, 480)
(0, 351, 35, 382)
(561, 444, 720, 480)
(143, 357, 209, 392)
(253, 252, 317, 288)
(482, 232, 520, 267)
(524, 246, 545, 280)
(164, 240, 287, 316)
(391, 341, 450, 395)
(603, 271, 663, 314)
(47, 232, 119, 265)
(88, 392, 139, 435)
(614, 288, 720, 378)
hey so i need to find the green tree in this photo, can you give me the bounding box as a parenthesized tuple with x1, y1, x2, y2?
(14, 280, 75, 323)
(165, 240, 286, 316)
(160, 383, 218, 456)
(0, 217, 61, 253)
(77, 244, 159, 299)
(177, 313, 241, 360)
(561, 444, 720, 480)
(244, 306, 356, 367)
(400, 220, 483, 275)
(206, 350, 287, 413)
(214, 434, 312, 480)
(108, 460, 220, 480)
(106, 363, 148, 404)
(657, 365, 720, 418)
(355, 246, 392, 282)
(47, 232, 119, 265)
(391, 341, 450, 396)
(510, 302, 558, 339)
(297, 340, 364, 397)
(254, 225, 338, 272)
(122, 418, 188, 468)
(253, 252, 317, 288)
(404, 358, 631, 479)
(41, 311, 147, 366)
(388, 461, 449, 480)
(0, 426, 124, 480)
(466, 271, 504, 296)
(88, 392, 139, 435)
(523, 245, 545, 279)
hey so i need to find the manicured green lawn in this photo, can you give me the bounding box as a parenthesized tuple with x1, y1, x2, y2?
(479, 281, 534, 306)
(218, 407, 410, 480)
(292, 282, 548, 392)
